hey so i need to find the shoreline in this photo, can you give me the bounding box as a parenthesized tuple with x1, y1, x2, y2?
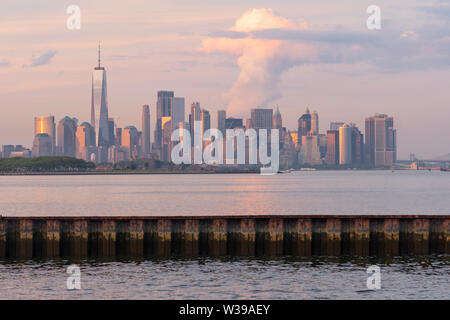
(0, 169, 262, 176)
(0, 168, 436, 176)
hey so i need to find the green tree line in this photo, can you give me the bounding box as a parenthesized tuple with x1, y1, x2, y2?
(0, 156, 96, 172)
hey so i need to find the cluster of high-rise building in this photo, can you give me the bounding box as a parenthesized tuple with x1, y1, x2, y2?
(292, 109, 396, 167)
(0, 47, 397, 168)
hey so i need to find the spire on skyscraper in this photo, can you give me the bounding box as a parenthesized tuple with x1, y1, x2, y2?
(98, 41, 101, 68)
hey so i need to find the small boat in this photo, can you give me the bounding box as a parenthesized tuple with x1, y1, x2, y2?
(279, 168, 294, 174)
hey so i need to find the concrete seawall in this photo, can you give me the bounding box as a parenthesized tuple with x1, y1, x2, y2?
(0, 216, 448, 259)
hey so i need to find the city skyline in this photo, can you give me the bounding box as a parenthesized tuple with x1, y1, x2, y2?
(2, 46, 399, 165)
(0, 46, 396, 168)
(1, 1, 450, 159)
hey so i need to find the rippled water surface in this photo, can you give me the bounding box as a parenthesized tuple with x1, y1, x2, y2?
(1, 170, 449, 299)
(1, 170, 450, 216)
(0, 256, 448, 299)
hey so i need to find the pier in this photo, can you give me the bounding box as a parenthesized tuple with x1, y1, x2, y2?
(0, 215, 448, 258)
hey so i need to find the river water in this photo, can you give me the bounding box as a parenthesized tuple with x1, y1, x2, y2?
(0, 256, 448, 299)
(0, 170, 449, 299)
(1, 170, 450, 216)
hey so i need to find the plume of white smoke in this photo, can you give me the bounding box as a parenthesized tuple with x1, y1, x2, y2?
(201, 8, 317, 116)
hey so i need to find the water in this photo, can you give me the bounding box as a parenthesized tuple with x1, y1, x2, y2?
(1, 170, 450, 217)
(1, 170, 449, 299)
(0, 256, 448, 299)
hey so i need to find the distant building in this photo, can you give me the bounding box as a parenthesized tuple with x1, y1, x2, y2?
(76, 122, 96, 161)
(250, 108, 273, 131)
(108, 145, 127, 164)
(299, 134, 322, 165)
(311, 111, 319, 135)
(351, 124, 364, 165)
(318, 134, 328, 158)
(115, 127, 122, 146)
(201, 109, 211, 134)
(297, 108, 311, 144)
(172, 97, 185, 128)
(217, 110, 226, 136)
(160, 117, 172, 162)
(280, 130, 297, 169)
(57, 116, 77, 157)
(32, 133, 53, 157)
(155, 91, 174, 150)
(1, 145, 30, 159)
(325, 130, 339, 165)
(107, 118, 115, 147)
(289, 131, 299, 150)
(122, 126, 140, 161)
(189, 102, 201, 144)
(1, 145, 15, 159)
(339, 124, 352, 165)
(365, 114, 396, 167)
(91, 44, 111, 148)
(34, 116, 56, 155)
(225, 118, 243, 130)
(330, 122, 345, 131)
(273, 107, 282, 130)
(245, 119, 251, 131)
(9, 150, 31, 158)
(141, 105, 151, 158)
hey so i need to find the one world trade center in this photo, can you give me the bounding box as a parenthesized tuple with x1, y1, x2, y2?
(90, 43, 110, 149)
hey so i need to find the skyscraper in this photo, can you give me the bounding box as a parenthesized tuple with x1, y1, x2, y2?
(156, 91, 174, 120)
(34, 116, 56, 155)
(189, 102, 201, 143)
(217, 110, 226, 136)
(311, 111, 319, 135)
(299, 134, 322, 165)
(225, 118, 243, 129)
(339, 124, 352, 165)
(273, 107, 282, 130)
(325, 130, 339, 165)
(115, 127, 122, 146)
(32, 134, 52, 157)
(91, 43, 110, 148)
(297, 108, 311, 143)
(351, 124, 364, 165)
(141, 105, 151, 157)
(155, 91, 174, 152)
(201, 109, 211, 149)
(121, 126, 140, 160)
(201, 109, 211, 134)
(172, 97, 185, 128)
(365, 114, 397, 167)
(160, 116, 172, 162)
(250, 108, 273, 131)
(108, 118, 115, 146)
(75, 122, 96, 160)
(57, 116, 77, 157)
(330, 122, 345, 131)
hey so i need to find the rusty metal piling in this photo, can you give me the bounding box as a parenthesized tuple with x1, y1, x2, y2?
(0, 215, 448, 259)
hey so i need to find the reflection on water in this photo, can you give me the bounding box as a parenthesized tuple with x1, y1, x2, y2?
(0, 255, 448, 299)
(1, 170, 450, 216)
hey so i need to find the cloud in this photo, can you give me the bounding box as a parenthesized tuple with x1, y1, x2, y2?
(201, 8, 314, 116)
(0, 58, 11, 67)
(201, 6, 450, 116)
(22, 50, 57, 68)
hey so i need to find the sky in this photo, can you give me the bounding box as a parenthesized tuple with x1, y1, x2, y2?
(1, 0, 450, 159)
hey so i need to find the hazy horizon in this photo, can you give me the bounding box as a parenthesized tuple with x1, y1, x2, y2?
(1, 0, 450, 159)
